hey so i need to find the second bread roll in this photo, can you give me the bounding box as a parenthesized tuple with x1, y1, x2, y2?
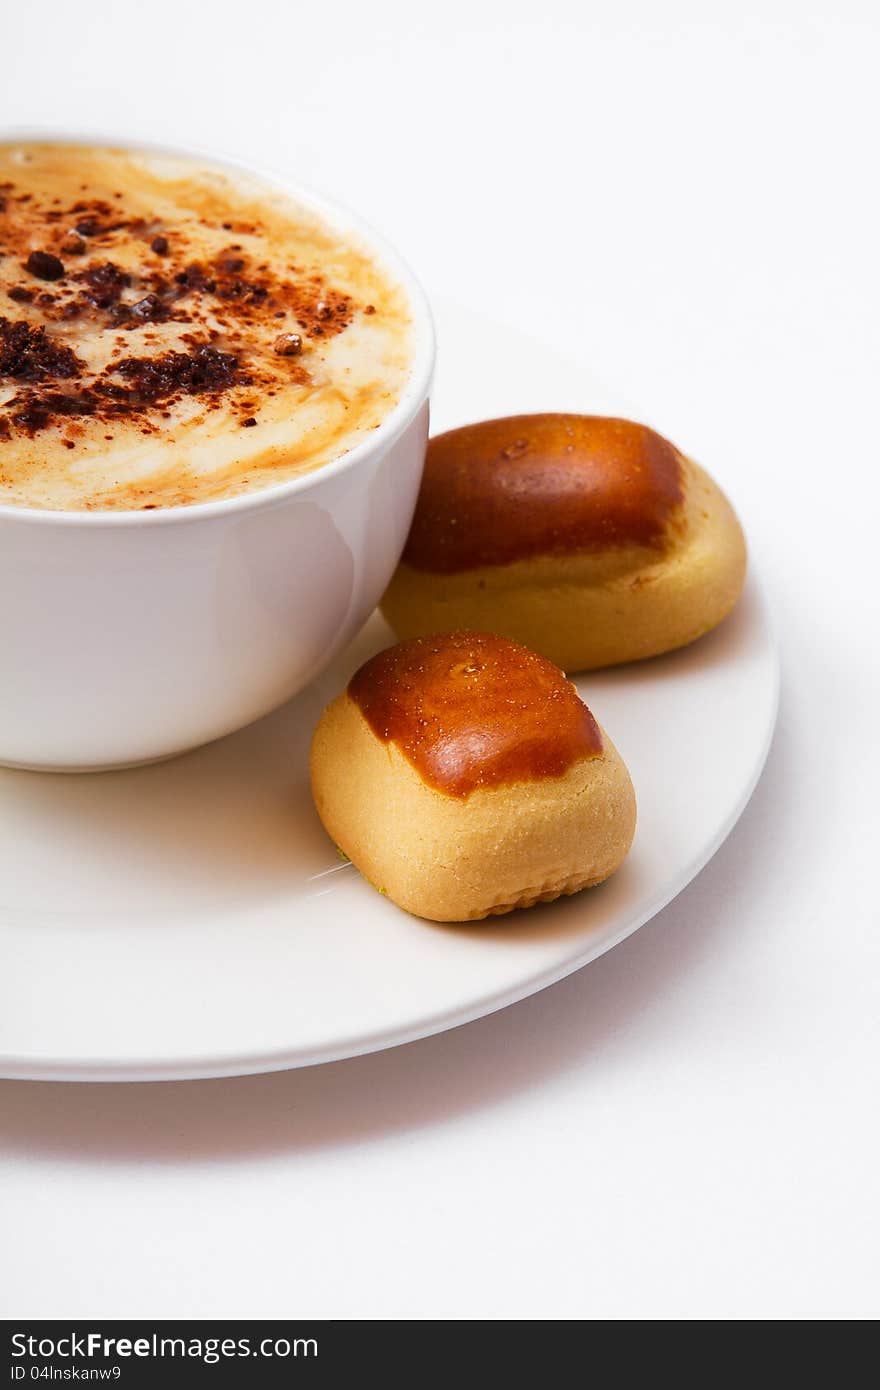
(381, 414, 746, 672)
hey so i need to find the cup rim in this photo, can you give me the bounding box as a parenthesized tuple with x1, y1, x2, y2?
(0, 129, 435, 528)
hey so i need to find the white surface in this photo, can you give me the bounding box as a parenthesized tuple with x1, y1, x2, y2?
(0, 147, 433, 769)
(0, 0, 877, 1321)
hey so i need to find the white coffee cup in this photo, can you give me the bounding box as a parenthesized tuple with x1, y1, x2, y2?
(0, 134, 434, 771)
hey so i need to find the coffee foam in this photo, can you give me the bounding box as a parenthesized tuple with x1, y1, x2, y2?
(0, 144, 414, 510)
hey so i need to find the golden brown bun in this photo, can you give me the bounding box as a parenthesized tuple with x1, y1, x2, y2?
(309, 633, 636, 922)
(380, 415, 747, 672)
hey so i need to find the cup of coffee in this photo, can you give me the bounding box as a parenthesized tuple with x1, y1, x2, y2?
(0, 135, 434, 770)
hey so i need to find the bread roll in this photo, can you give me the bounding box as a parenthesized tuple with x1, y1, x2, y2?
(310, 632, 636, 923)
(380, 415, 746, 672)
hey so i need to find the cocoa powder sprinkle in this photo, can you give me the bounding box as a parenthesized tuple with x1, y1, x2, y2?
(0, 316, 84, 382)
(25, 251, 65, 281)
(112, 345, 242, 404)
(2, 342, 244, 437)
(60, 231, 87, 255)
(273, 332, 303, 356)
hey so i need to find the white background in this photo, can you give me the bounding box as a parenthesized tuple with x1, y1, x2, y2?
(1, 0, 878, 1320)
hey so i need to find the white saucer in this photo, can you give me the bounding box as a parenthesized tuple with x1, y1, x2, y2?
(0, 302, 778, 1081)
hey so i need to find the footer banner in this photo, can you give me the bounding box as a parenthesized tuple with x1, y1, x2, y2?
(4, 1323, 331, 1384)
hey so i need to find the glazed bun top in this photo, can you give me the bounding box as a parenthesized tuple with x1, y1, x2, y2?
(401, 414, 685, 573)
(347, 631, 602, 798)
